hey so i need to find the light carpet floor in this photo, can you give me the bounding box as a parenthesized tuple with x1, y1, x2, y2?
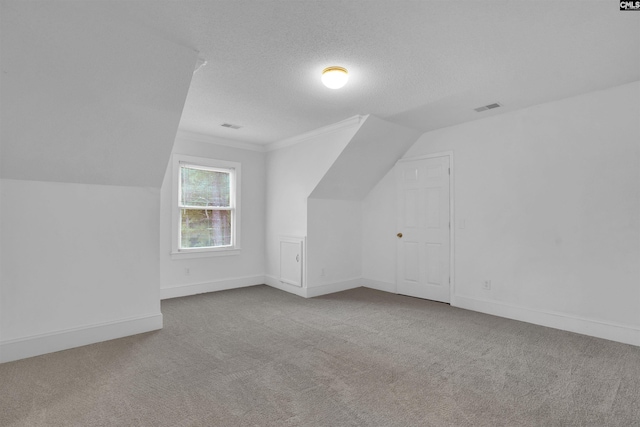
(1, 285, 639, 426)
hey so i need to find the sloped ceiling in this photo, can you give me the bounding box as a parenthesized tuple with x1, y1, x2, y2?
(309, 115, 421, 200)
(75, 0, 640, 145)
(0, 1, 197, 187)
(2, 1, 638, 154)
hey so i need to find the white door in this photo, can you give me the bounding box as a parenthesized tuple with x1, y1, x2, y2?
(396, 155, 451, 302)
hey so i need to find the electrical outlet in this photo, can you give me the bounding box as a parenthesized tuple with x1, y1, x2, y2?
(482, 280, 491, 290)
(320, 268, 326, 277)
(184, 267, 190, 276)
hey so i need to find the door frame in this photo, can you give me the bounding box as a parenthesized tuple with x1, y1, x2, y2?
(395, 151, 455, 304)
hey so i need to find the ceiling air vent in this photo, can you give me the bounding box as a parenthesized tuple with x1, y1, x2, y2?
(221, 123, 242, 129)
(474, 102, 502, 113)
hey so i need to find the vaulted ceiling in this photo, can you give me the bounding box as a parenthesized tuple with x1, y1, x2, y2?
(5, 1, 640, 147)
(101, 0, 639, 145)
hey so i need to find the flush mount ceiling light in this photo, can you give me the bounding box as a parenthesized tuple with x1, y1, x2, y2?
(321, 66, 348, 89)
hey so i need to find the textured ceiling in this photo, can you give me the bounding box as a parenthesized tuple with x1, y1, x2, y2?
(96, 1, 639, 145)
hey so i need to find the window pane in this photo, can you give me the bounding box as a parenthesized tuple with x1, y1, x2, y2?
(181, 209, 231, 248)
(180, 166, 230, 207)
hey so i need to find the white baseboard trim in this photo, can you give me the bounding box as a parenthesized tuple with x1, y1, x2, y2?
(0, 313, 163, 364)
(161, 275, 265, 300)
(264, 276, 363, 298)
(306, 278, 362, 298)
(361, 278, 397, 294)
(265, 275, 307, 298)
(454, 295, 640, 347)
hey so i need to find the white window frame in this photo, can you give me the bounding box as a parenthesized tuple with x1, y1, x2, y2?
(171, 154, 241, 259)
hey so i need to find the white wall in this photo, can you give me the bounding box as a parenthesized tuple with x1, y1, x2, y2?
(159, 134, 266, 299)
(307, 199, 362, 292)
(264, 121, 361, 293)
(361, 168, 397, 290)
(0, 180, 162, 362)
(0, 120, 3, 353)
(0, 2, 196, 362)
(363, 81, 640, 345)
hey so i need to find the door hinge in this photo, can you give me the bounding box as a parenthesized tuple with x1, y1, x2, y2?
(448, 167, 450, 175)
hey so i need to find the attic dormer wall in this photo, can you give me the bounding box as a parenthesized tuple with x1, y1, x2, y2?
(0, 2, 197, 362)
(305, 116, 420, 295)
(264, 115, 420, 297)
(264, 119, 362, 296)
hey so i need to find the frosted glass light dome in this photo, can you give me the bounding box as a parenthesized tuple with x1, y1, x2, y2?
(321, 66, 348, 89)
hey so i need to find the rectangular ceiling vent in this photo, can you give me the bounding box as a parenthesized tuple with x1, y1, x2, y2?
(221, 123, 242, 129)
(474, 102, 502, 113)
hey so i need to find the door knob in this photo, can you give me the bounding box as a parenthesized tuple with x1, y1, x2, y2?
(397, 233, 403, 238)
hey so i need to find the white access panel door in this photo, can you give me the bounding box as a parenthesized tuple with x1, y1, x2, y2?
(396, 156, 451, 302)
(280, 237, 303, 287)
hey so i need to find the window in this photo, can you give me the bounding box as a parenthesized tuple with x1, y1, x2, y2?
(172, 154, 241, 257)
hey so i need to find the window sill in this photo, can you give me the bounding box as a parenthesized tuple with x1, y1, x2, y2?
(170, 248, 241, 260)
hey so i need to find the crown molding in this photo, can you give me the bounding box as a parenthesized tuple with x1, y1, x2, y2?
(266, 115, 367, 152)
(175, 129, 266, 152)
